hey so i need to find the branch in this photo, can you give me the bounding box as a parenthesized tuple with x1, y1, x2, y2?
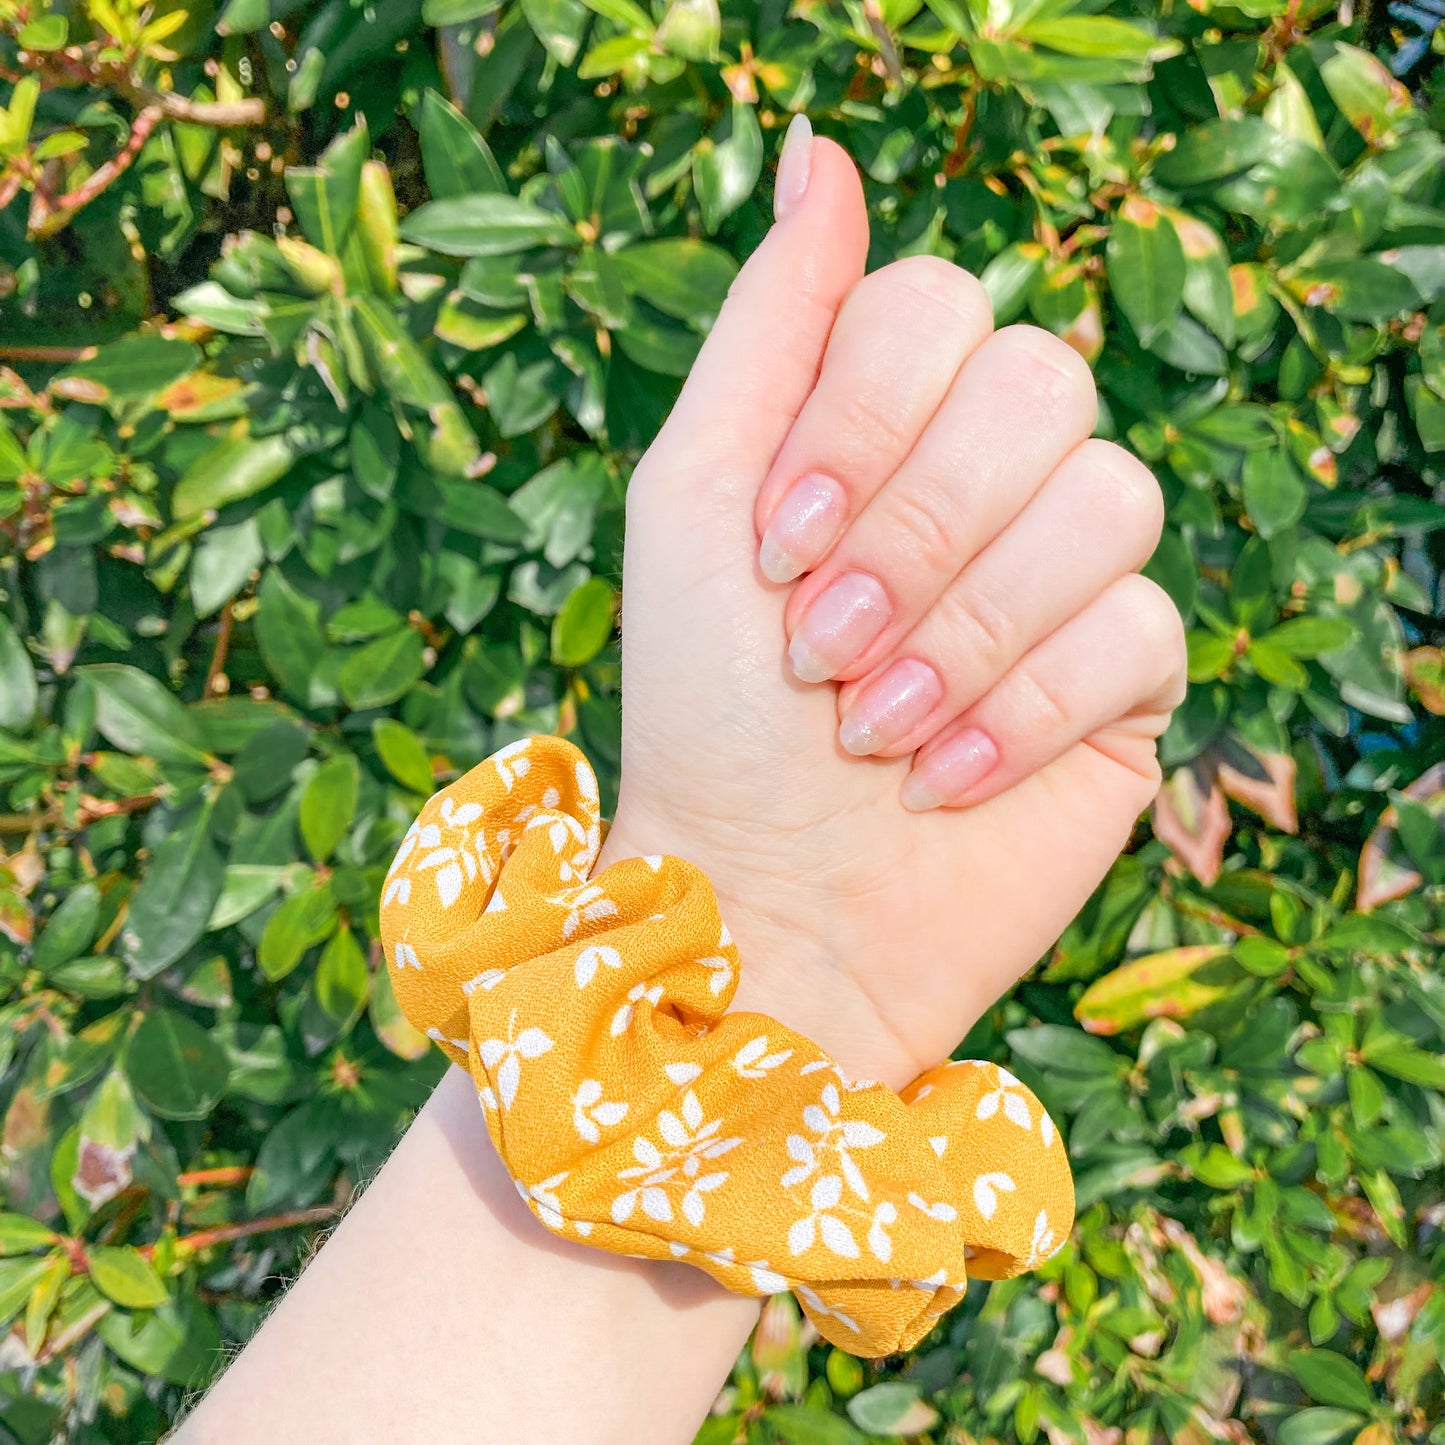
(29, 104, 162, 238)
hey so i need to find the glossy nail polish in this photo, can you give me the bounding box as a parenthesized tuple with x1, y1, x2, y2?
(774, 113, 812, 222)
(788, 572, 890, 684)
(900, 728, 999, 811)
(759, 474, 847, 584)
(838, 659, 943, 756)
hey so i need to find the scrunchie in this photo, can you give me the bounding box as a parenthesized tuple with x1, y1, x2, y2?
(380, 735, 1073, 1355)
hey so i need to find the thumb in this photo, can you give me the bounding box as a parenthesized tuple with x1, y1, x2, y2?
(643, 118, 869, 491)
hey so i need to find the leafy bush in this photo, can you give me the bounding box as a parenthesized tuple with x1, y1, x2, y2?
(1, 1, 1443, 1442)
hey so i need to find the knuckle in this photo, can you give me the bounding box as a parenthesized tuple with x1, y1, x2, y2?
(994, 324, 1098, 426)
(882, 484, 967, 566)
(1014, 661, 1073, 732)
(1078, 440, 1165, 551)
(837, 387, 917, 454)
(937, 581, 1015, 673)
(870, 255, 992, 332)
(1116, 573, 1186, 664)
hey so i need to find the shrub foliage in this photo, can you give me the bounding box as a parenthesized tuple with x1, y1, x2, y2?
(1, 0, 1443, 1441)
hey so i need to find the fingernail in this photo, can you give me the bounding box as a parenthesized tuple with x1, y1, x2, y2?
(788, 572, 890, 683)
(774, 113, 812, 222)
(759, 473, 846, 584)
(838, 659, 943, 756)
(900, 728, 999, 811)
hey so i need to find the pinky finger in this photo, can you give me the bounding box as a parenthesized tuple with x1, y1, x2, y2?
(899, 574, 1187, 812)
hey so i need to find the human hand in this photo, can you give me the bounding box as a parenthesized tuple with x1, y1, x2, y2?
(596, 121, 1186, 1092)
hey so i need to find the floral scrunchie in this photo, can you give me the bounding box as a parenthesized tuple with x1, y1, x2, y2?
(379, 734, 1074, 1355)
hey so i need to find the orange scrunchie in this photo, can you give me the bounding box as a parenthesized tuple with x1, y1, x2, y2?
(379, 734, 1073, 1355)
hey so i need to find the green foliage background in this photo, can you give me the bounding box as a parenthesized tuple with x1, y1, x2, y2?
(1, 0, 1444, 1440)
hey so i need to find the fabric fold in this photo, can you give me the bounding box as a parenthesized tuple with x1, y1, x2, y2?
(380, 734, 1074, 1355)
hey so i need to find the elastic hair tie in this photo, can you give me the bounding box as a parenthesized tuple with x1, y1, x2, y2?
(380, 734, 1073, 1355)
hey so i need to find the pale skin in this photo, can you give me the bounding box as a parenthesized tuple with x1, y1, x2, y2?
(175, 121, 1186, 1444)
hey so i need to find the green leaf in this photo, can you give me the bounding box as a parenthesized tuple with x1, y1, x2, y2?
(764, 1404, 868, 1445)
(285, 120, 369, 256)
(0, 613, 37, 732)
(83, 664, 207, 767)
(254, 569, 335, 710)
(0, 1256, 56, 1329)
(431, 477, 527, 540)
(846, 1383, 939, 1436)
(373, 718, 436, 794)
(299, 754, 359, 862)
(338, 628, 425, 710)
(551, 576, 616, 666)
(88, 1246, 169, 1310)
(1022, 15, 1170, 59)
(1275, 1408, 1369, 1445)
(125, 1009, 230, 1121)
(693, 102, 763, 233)
(1288, 1350, 1378, 1414)
(172, 433, 298, 521)
(119, 807, 225, 980)
(979, 241, 1045, 325)
(1153, 119, 1278, 187)
(1074, 945, 1234, 1034)
(1290, 259, 1421, 324)
(34, 883, 101, 972)
(416, 88, 506, 199)
(309, 925, 369, 1039)
(610, 240, 737, 328)
(60, 337, 199, 402)
(1264, 616, 1355, 658)
(259, 881, 337, 981)
(0, 1214, 58, 1254)
(1106, 196, 1186, 346)
(1363, 1041, 1445, 1088)
(1242, 448, 1307, 540)
(399, 194, 577, 256)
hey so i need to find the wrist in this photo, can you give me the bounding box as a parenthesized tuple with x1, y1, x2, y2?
(594, 815, 941, 1093)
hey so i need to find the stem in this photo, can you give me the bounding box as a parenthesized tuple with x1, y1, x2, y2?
(204, 605, 234, 699)
(168, 1206, 340, 1256)
(0, 344, 97, 363)
(178, 1165, 254, 1189)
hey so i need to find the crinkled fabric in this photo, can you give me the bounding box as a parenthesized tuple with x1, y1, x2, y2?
(379, 734, 1074, 1355)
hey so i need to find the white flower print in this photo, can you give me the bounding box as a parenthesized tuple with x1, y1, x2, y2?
(867, 1202, 898, 1262)
(462, 967, 506, 995)
(749, 1262, 789, 1294)
(574, 943, 622, 989)
(976, 1067, 1034, 1131)
(795, 1284, 860, 1337)
(383, 794, 494, 911)
(973, 1171, 1016, 1220)
(548, 881, 619, 939)
(610, 1090, 740, 1228)
(516, 1171, 568, 1230)
(698, 953, 733, 995)
(788, 1175, 859, 1258)
(665, 1062, 702, 1085)
(1040, 1110, 1056, 1148)
(907, 1191, 958, 1223)
(780, 1082, 886, 1200)
(477, 1011, 554, 1108)
(1025, 1209, 1057, 1266)
(733, 1036, 793, 1079)
(393, 941, 421, 970)
(492, 739, 532, 790)
(572, 1079, 628, 1143)
(611, 979, 664, 1036)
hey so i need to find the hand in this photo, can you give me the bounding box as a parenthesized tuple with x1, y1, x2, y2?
(596, 123, 1186, 1092)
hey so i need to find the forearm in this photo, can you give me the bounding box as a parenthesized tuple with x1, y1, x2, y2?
(176, 1065, 760, 1445)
